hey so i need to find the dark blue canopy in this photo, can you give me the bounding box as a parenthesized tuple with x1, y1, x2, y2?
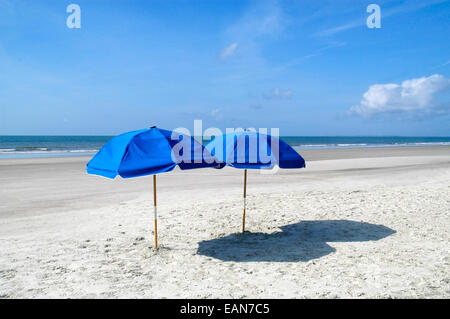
(205, 131, 306, 169)
(87, 127, 217, 179)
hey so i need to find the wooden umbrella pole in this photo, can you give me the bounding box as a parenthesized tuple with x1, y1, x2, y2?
(153, 174, 158, 248)
(242, 169, 247, 233)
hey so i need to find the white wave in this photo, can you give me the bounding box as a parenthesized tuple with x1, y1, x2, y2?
(68, 149, 99, 153)
(295, 144, 329, 147)
(336, 143, 368, 146)
(293, 141, 450, 150)
(0, 149, 98, 154)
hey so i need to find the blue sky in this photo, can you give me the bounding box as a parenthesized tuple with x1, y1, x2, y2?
(0, 0, 449, 136)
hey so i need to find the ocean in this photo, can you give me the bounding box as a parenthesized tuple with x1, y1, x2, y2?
(1, 135, 449, 159)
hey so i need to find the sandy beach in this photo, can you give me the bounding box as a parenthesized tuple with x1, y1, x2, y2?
(0, 146, 449, 298)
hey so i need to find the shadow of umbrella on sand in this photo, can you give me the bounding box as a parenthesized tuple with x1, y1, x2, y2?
(205, 130, 306, 233)
(197, 220, 396, 262)
(86, 126, 217, 248)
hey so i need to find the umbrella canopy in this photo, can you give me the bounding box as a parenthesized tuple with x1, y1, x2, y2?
(87, 127, 216, 179)
(205, 130, 306, 232)
(205, 131, 305, 169)
(87, 126, 217, 248)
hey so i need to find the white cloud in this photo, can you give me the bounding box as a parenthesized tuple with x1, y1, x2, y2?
(350, 74, 450, 117)
(263, 88, 293, 99)
(219, 42, 238, 60)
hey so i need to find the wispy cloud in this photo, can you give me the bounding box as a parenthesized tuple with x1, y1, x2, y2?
(214, 1, 285, 82)
(315, 22, 361, 37)
(349, 74, 450, 117)
(225, 1, 283, 39)
(276, 41, 346, 71)
(219, 42, 238, 60)
(181, 107, 224, 121)
(210, 108, 222, 120)
(315, 0, 448, 37)
(263, 88, 293, 100)
(432, 60, 450, 69)
(220, 0, 284, 61)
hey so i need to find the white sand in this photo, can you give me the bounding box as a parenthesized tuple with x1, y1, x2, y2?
(0, 147, 449, 298)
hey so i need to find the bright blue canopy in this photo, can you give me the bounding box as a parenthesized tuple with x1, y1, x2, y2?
(87, 127, 217, 179)
(205, 131, 306, 169)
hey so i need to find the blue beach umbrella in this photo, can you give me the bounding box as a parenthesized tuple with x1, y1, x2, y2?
(87, 126, 217, 248)
(205, 130, 306, 232)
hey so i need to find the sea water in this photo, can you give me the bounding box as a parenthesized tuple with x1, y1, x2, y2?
(1, 135, 449, 159)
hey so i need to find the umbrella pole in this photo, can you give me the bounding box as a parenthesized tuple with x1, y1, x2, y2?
(242, 169, 247, 232)
(153, 174, 158, 248)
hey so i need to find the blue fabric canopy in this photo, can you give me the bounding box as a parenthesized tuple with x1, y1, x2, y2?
(205, 131, 306, 169)
(87, 127, 217, 179)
